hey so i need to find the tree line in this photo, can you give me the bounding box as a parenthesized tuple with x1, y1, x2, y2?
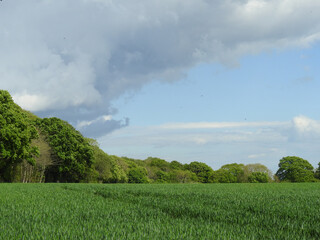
(1, 90, 320, 183)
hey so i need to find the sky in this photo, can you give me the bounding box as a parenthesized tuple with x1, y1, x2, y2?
(1, 0, 320, 173)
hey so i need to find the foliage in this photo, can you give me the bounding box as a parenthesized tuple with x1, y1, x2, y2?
(36, 117, 94, 182)
(169, 160, 184, 170)
(128, 167, 149, 183)
(169, 170, 198, 183)
(16, 132, 57, 183)
(155, 170, 170, 183)
(0, 90, 39, 182)
(89, 143, 113, 182)
(146, 157, 170, 171)
(243, 163, 273, 182)
(109, 156, 128, 183)
(185, 161, 214, 183)
(1, 183, 320, 239)
(88, 139, 128, 183)
(30, 132, 58, 183)
(211, 169, 236, 183)
(276, 156, 315, 182)
(4, 89, 320, 184)
(221, 163, 244, 182)
(143, 157, 172, 182)
(315, 163, 320, 180)
(212, 163, 244, 183)
(248, 172, 269, 183)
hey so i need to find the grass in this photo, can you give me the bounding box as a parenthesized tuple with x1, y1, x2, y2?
(0, 183, 319, 239)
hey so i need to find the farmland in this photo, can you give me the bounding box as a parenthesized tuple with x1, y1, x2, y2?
(0, 183, 319, 239)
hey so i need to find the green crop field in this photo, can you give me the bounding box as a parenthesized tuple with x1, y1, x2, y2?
(0, 183, 319, 239)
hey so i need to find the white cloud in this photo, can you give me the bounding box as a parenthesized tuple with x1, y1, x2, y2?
(192, 137, 208, 145)
(161, 121, 288, 130)
(102, 115, 112, 121)
(99, 117, 320, 149)
(248, 153, 267, 159)
(12, 93, 49, 112)
(293, 116, 320, 133)
(99, 116, 320, 171)
(2, 0, 320, 108)
(77, 115, 112, 128)
(290, 116, 320, 140)
(77, 115, 129, 138)
(1, 0, 320, 135)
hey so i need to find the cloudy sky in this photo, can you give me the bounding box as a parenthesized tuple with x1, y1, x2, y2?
(1, 0, 320, 172)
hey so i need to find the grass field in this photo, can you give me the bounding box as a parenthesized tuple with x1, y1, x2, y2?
(0, 183, 319, 239)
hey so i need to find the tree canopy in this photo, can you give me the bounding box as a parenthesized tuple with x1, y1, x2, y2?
(211, 163, 244, 183)
(248, 172, 269, 183)
(276, 156, 315, 182)
(244, 163, 273, 183)
(315, 163, 320, 180)
(36, 117, 94, 182)
(0, 90, 39, 182)
(1, 90, 319, 184)
(185, 161, 214, 183)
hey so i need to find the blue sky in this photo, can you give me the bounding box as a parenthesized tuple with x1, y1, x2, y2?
(1, 0, 320, 172)
(113, 46, 320, 125)
(103, 45, 320, 172)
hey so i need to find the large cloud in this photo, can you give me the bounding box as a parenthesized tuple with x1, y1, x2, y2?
(1, 0, 320, 136)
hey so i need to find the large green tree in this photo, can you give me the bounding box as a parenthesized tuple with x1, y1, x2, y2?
(36, 117, 94, 182)
(212, 163, 245, 183)
(185, 161, 214, 183)
(275, 156, 315, 182)
(0, 90, 39, 182)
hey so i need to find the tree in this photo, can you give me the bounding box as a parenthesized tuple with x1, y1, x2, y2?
(169, 160, 183, 170)
(36, 117, 94, 182)
(155, 170, 170, 183)
(315, 163, 320, 180)
(30, 132, 60, 183)
(243, 163, 273, 182)
(109, 156, 128, 183)
(248, 172, 269, 183)
(0, 90, 39, 182)
(276, 156, 315, 182)
(210, 169, 237, 183)
(128, 167, 149, 183)
(185, 161, 214, 183)
(209, 163, 247, 183)
(146, 157, 170, 171)
(88, 140, 113, 183)
(89, 143, 128, 183)
(223, 163, 244, 181)
(169, 169, 198, 183)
